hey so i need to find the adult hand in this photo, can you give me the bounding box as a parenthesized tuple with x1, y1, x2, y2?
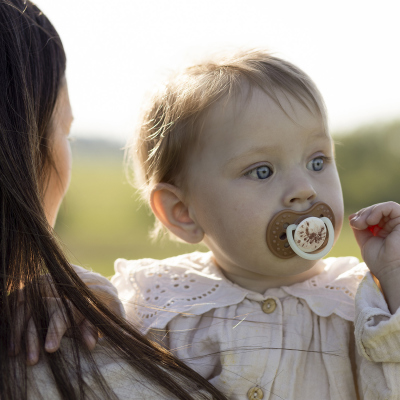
(11, 291, 98, 366)
(12, 265, 124, 365)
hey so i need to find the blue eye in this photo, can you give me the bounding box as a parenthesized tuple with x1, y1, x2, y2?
(307, 157, 324, 171)
(246, 165, 273, 180)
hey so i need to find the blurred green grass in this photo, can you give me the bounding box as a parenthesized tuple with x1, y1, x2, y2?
(55, 133, 370, 277)
(55, 142, 207, 277)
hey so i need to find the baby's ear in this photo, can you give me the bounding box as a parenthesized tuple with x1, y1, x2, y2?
(150, 183, 204, 244)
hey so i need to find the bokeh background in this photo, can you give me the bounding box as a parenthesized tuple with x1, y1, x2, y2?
(35, 0, 400, 277)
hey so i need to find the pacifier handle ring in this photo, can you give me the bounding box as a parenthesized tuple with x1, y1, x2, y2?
(286, 217, 335, 261)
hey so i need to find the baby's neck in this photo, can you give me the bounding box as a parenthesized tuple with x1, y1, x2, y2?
(220, 260, 325, 294)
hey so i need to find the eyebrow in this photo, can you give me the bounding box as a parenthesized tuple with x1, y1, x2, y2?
(225, 145, 280, 167)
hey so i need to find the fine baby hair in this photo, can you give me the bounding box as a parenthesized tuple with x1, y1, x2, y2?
(129, 49, 328, 234)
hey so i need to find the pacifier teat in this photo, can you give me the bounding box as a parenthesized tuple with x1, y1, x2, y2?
(293, 217, 326, 253)
(266, 202, 335, 260)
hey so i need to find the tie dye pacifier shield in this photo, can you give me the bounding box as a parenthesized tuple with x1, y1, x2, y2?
(266, 202, 336, 260)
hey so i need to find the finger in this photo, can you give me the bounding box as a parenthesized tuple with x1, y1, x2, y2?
(89, 284, 125, 317)
(44, 297, 87, 352)
(349, 206, 367, 220)
(349, 203, 393, 231)
(12, 303, 28, 356)
(364, 203, 393, 223)
(8, 289, 28, 356)
(349, 205, 384, 247)
(17, 288, 25, 303)
(349, 206, 375, 230)
(26, 318, 39, 366)
(80, 319, 98, 351)
(366, 203, 400, 233)
(37, 274, 58, 297)
(381, 215, 400, 235)
(351, 206, 400, 240)
(45, 311, 69, 352)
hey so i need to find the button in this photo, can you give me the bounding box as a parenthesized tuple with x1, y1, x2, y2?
(247, 387, 264, 399)
(262, 298, 276, 314)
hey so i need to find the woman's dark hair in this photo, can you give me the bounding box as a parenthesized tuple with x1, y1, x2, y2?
(0, 1, 226, 399)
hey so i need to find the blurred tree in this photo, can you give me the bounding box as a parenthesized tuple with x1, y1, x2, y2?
(335, 120, 400, 213)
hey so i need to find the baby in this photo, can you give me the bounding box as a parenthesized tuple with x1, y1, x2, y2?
(109, 50, 400, 399)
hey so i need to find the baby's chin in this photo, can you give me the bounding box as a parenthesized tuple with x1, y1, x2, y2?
(260, 254, 323, 276)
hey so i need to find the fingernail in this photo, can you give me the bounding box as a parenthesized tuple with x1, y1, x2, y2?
(46, 341, 54, 351)
(348, 213, 356, 220)
(86, 335, 97, 349)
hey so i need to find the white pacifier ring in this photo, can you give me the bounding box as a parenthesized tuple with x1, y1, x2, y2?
(286, 217, 334, 261)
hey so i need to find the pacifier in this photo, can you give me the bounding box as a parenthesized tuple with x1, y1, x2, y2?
(266, 202, 335, 260)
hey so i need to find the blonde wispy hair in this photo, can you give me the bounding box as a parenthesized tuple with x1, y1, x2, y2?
(126, 49, 327, 237)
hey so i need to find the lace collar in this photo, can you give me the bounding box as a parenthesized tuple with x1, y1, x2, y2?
(113, 252, 367, 332)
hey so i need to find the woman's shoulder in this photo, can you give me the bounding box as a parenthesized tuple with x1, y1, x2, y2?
(27, 339, 178, 399)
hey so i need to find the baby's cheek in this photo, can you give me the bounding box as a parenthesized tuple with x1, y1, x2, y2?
(219, 208, 258, 247)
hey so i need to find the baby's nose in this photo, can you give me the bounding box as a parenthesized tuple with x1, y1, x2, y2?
(282, 178, 317, 207)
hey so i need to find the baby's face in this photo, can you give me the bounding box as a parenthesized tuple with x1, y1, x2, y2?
(185, 86, 344, 287)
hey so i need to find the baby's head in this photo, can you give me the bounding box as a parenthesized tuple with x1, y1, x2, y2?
(131, 49, 344, 289)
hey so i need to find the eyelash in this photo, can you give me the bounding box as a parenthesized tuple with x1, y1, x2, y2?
(244, 164, 273, 180)
(317, 155, 332, 163)
(244, 155, 333, 180)
(307, 155, 333, 171)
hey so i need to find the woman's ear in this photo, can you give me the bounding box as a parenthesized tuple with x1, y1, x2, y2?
(150, 183, 204, 243)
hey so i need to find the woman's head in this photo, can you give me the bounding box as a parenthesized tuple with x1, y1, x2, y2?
(0, 0, 68, 227)
(0, 0, 68, 290)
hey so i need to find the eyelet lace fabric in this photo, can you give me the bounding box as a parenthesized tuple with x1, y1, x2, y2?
(111, 252, 368, 332)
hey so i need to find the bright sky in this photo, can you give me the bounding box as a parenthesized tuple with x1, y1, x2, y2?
(37, 0, 400, 143)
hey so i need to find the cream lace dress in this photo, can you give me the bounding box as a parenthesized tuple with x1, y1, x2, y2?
(112, 252, 400, 400)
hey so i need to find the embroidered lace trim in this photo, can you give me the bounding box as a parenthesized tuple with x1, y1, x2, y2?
(112, 252, 367, 332)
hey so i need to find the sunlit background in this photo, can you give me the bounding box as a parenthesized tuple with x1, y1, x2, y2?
(35, 0, 400, 276)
